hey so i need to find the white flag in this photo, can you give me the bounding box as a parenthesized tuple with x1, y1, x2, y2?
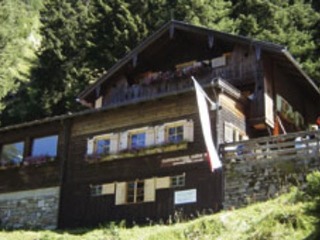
(192, 77, 222, 171)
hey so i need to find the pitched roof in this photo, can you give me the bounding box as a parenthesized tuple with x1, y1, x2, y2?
(78, 20, 320, 100)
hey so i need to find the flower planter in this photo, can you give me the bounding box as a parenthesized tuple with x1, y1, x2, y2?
(86, 142, 188, 164)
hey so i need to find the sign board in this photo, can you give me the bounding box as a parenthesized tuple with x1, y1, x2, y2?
(161, 153, 205, 168)
(174, 189, 197, 205)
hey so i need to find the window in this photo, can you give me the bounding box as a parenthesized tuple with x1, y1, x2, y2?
(167, 125, 184, 143)
(90, 185, 102, 197)
(96, 139, 111, 155)
(32, 135, 58, 157)
(224, 122, 247, 143)
(87, 133, 119, 156)
(126, 180, 144, 203)
(90, 183, 115, 197)
(171, 174, 186, 188)
(158, 120, 193, 145)
(129, 132, 146, 149)
(0, 142, 24, 166)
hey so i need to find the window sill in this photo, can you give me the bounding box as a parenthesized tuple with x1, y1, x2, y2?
(0, 157, 57, 170)
(86, 142, 188, 164)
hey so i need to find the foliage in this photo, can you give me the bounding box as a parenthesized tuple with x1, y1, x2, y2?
(306, 171, 320, 198)
(231, 0, 320, 82)
(0, 0, 42, 112)
(0, 0, 320, 126)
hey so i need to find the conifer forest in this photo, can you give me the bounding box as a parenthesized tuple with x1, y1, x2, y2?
(0, 0, 319, 126)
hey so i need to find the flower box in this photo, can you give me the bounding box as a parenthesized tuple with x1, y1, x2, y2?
(85, 141, 188, 164)
(23, 155, 55, 166)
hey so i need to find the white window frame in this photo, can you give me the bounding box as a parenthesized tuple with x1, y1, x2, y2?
(171, 173, 186, 188)
(87, 133, 119, 155)
(126, 179, 145, 204)
(224, 122, 247, 143)
(160, 119, 194, 145)
(90, 184, 102, 197)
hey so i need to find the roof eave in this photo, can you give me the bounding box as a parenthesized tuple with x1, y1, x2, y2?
(281, 49, 320, 96)
(77, 20, 285, 100)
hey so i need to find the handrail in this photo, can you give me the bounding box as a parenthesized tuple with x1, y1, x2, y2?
(220, 130, 320, 163)
(104, 60, 261, 106)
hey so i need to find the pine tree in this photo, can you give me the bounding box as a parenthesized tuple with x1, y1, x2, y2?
(0, 0, 147, 125)
(0, 0, 42, 113)
(231, 0, 320, 84)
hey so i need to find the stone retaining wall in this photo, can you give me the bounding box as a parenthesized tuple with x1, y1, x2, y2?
(223, 155, 320, 209)
(0, 187, 60, 229)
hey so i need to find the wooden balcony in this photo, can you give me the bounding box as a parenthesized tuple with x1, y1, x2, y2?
(103, 60, 262, 107)
(220, 130, 320, 163)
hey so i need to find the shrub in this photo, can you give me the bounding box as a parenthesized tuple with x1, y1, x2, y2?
(306, 171, 320, 199)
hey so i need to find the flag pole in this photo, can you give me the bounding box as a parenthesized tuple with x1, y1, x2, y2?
(191, 76, 217, 110)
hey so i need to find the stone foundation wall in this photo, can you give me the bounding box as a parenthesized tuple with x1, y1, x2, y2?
(0, 187, 60, 229)
(223, 156, 320, 209)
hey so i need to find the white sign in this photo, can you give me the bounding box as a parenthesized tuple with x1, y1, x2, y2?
(174, 189, 197, 205)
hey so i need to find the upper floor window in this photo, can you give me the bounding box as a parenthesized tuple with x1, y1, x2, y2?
(32, 135, 58, 157)
(96, 139, 111, 155)
(0, 141, 24, 166)
(130, 132, 146, 149)
(160, 120, 194, 144)
(167, 125, 184, 143)
(87, 133, 119, 156)
(224, 122, 247, 143)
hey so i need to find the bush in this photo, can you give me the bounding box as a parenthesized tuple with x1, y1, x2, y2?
(306, 171, 320, 198)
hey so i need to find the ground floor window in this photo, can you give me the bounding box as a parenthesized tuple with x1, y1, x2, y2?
(0, 141, 24, 166)
(171, 174, 186, 188)
(127, 180, 144, 203)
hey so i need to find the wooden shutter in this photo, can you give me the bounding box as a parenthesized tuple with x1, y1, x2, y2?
(156, 125, 165, 145)
(183, 120, 194, 142)
(109, 133, 119, 154)
(146, 127, 155, 147)
(115, 182, 126, 205)
(119, 131, 128, 151)
(102, 183, 115, 195)
(87, 138, 94, 155)
(224, 122, 233, 143)
(156, 176, 171, 189)
(144, 178, 155, 202)
(95, 96, 103, 109)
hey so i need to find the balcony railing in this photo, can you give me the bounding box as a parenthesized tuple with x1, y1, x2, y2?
(104, 60, 262, 107)
(220, 130, 320, 163)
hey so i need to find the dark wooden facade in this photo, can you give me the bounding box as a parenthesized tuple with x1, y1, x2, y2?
(0, 120, 66, 193)
(59, 92, 224, 228)
(0, 21, 319, 229)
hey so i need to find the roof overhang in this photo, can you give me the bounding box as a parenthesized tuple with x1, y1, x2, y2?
(78, 20, 305, 101)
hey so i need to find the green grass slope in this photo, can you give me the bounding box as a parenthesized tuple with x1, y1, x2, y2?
(1, 171, 320, 240)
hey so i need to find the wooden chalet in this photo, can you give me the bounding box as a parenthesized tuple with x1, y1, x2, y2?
(0, 21, 319, 229)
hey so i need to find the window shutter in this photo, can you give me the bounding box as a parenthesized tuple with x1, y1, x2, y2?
(145, 127, 155, 147)
(95, 96, 103, 109)
(156, 125, 165, 145)
(110, 133, 119, 154)
(144, 178, 155, 202)
(156, 176, 171, 189)
(276, 95, 282, 112)
(224, 123, 234, 143)
(115, 182, 126, 205)
(102, 183, 115, 195)
(87, 138, 94, 155)
(119, 131, 128, 151)
(183, 120, 194, 142)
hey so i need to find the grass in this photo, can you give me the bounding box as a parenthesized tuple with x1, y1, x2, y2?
(0, 187, 319, 240)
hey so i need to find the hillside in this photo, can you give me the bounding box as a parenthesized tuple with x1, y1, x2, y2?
(0, 184, 319, 240)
